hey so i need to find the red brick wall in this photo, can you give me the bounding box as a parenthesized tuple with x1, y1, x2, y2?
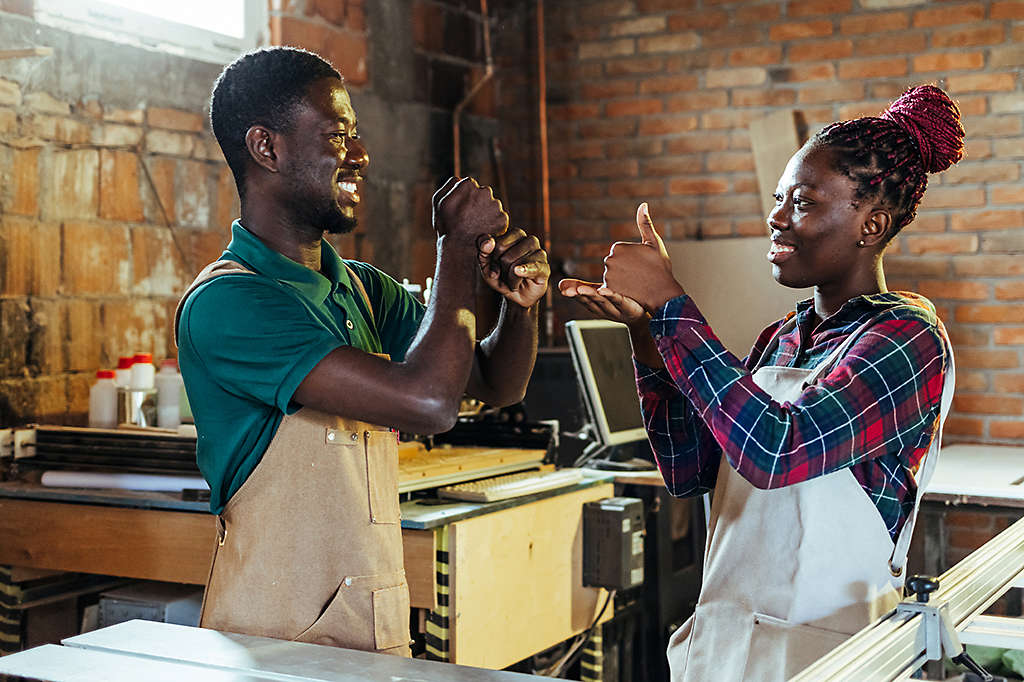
(269, 0, 368, 88)
(529, 0, 1024, 445)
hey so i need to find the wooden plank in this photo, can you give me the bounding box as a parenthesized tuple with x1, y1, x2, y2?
(402, 528, 436, 609)
(0, 499, 447, 605)
(0, 498, 215, 584)
(399, 446, 546, 492)
(749, 109, 802, 218)
(0, 47, 53, 60)
(449, 483, 615, 669)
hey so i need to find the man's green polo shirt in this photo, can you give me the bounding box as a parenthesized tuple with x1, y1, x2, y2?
(177, 221, 425, 514)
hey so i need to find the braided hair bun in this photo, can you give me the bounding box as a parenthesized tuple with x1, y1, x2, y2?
(812, 84, 966, 236)
(880, 85, 965, 174)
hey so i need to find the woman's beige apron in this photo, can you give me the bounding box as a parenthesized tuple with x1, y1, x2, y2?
(175, 260, 411, 656)
(667, 313, 955, 681)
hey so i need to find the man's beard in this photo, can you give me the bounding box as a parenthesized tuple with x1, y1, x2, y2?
(324, 211, 357, 234)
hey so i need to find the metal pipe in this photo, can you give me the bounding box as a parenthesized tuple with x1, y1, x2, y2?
(537, 0, 553, 344)
(452, 0, 494, 179)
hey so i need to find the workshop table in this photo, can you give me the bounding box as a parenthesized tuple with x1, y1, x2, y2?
(918, 444, 1024, 588)
(0, 475, 615, 670)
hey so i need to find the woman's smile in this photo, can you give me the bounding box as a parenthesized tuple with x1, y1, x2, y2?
(767, 237, 796, 264)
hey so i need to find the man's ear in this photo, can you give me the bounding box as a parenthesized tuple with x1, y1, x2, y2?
(245, 125, 279, 173)
(861, 208, 892, 248)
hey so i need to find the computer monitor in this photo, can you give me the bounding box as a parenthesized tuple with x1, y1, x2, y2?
(565, 320, 648, 449)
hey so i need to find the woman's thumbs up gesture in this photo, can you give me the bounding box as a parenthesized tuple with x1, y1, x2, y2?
(600, 203, 685, 313)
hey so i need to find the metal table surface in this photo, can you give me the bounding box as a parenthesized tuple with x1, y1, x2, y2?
(0, 619, 539, 681)
(67, 619, 535, 681)
(0, 474, 615, 530)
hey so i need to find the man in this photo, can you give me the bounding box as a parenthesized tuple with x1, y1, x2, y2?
(176, 47, 548, 656)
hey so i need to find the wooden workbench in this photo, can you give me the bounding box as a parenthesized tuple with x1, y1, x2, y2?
(0, 477, 614, 670)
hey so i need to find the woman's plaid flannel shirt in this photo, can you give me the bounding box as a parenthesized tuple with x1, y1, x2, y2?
(635, 291, 948, 541)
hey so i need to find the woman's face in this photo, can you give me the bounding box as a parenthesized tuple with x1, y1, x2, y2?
(766, 144, 874, 291)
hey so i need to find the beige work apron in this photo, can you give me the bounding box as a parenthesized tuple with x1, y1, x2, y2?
(666, 312, 955, 681)
(175, 260, 411, 656)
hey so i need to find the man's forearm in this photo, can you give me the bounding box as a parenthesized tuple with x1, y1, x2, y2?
(392, 236, 484, 428)
(468, 299, 539, 407)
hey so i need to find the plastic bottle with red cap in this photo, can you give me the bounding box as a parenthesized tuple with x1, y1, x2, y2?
(114, 356, 134, 387)
(88, 370, 118, 428)
(130, 353, 155, 389)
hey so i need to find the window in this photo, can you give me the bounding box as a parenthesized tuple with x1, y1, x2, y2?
(35, 0, 267, 65)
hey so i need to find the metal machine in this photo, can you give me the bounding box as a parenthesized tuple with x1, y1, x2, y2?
(795, 515, 1024, 680)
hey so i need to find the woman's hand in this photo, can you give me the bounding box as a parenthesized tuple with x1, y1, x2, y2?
(558, 278, 648, 326)
(601, 203, 685, 313)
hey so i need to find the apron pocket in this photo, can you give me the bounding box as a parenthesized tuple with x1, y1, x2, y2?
(365, 430, 400, 524)
(746, 612, 849, 680)
(293, 572, 409, 654)
(666, 612, 697, 679)
(373, 583, 411, 651)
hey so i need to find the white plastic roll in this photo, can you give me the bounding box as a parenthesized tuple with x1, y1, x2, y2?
(40, 471, 209, 492)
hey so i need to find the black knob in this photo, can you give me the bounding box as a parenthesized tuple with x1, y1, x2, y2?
(907, 575, 940, 603)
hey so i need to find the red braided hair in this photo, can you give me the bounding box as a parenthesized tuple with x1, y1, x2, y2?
(812, 85, 965, 236)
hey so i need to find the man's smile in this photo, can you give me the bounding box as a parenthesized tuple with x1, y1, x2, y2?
(336, 175, 362, 207)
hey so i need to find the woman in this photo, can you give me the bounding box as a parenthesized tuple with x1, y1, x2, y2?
(560, 85, 964, 681)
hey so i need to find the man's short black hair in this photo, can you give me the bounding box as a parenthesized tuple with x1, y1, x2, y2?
(210, 47, 341, 197)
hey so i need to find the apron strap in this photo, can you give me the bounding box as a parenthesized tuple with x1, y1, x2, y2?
(888, 325, 955, 577)
(342, 263, 376, 328)
(174, 259, 256, 347)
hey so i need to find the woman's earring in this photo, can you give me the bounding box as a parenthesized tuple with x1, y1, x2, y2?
(857, 239, 866, 247)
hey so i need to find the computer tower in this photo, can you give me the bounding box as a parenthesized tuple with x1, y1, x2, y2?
(593, 486, 705, 682)
(583, 497, 645, 591)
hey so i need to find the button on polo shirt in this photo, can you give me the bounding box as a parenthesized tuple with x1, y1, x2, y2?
(178, 221, 425, 513)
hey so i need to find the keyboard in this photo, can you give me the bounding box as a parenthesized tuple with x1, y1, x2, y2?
(437, 468, 585, 503)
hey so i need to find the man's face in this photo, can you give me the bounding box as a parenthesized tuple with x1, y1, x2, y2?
(279, 77, 369, 234)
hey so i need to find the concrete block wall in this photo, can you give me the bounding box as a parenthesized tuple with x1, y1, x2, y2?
(0, 0, 502, 426)
(0, 11, 232, 425)
(513, 0, 1024, 445)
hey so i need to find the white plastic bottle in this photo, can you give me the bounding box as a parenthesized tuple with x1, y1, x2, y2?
(88, 370, 118, 429)
(114, 356, 134, 387)
(155, 359, 184, 429)
(130, 353, 155, 389)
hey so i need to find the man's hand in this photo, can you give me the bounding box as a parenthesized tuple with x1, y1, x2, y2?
(479, 228, 549, 308)
(559, 278, 647, 326)
(432, 177, 509, 243)
(601, 203, 684, 313)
